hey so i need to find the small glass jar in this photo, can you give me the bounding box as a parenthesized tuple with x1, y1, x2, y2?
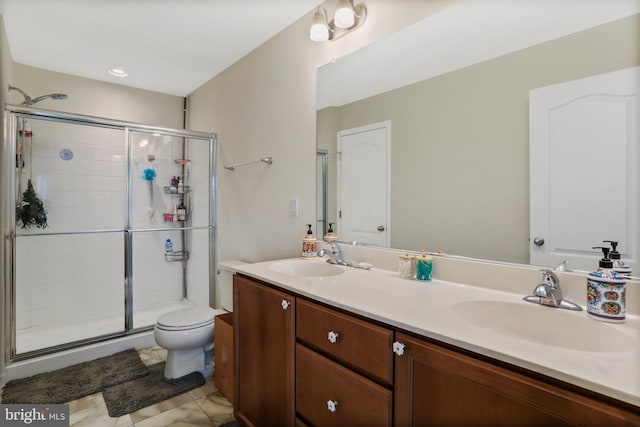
(415, 253, 433, 281)
(399, 254, 415, 279)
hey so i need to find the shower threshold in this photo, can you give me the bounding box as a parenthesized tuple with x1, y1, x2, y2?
(16, 300, 193, 355)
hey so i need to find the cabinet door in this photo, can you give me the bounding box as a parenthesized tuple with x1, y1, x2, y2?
(394, 333, 640, 427)
(234, 275, 295, 427)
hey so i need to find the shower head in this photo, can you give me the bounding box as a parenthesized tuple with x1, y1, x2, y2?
(8, 84, 68, 106)
(27, 93, 68, 105)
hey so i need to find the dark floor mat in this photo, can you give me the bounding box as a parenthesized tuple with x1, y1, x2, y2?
(1, 348, 149, 404)
(103, 362, 205, 417)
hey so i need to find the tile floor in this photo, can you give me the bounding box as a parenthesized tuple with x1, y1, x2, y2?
(4, 345, 235, 427)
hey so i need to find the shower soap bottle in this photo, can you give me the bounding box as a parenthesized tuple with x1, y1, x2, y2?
(604, 240, 632, 277)
(587, 246, 626, 323)
(165, 239, 173, 253)
(302, 224, 317, 258)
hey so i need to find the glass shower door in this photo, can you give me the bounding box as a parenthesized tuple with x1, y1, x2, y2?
(129, 131, 212, 329)
(12, 116, 126, 356)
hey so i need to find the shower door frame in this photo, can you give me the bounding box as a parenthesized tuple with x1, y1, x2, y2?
(3, 105, 218, 363)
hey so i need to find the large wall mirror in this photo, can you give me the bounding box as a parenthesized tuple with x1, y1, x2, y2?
(316, 0, 640, 275)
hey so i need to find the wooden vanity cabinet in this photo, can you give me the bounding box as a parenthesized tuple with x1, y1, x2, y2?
(233, 274, 296, 427)
(394, 332, 640, 427)
(234, 274, 639, 427)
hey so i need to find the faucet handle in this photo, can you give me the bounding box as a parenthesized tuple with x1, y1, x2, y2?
(539, 269, 559, 287)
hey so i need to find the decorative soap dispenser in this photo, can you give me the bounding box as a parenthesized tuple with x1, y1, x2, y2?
(587, 246, 626, 323)
(604, 240, 632, 277)
(324, 223, 337, 243)
(302, 224, 317, 258)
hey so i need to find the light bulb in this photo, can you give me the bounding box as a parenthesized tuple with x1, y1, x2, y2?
(310, 9, 329, 42)
(334, 0, 355, 29)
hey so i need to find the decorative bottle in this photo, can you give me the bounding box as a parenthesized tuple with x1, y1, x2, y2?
(302, 224, 317, 258)
(604, 240, 632, 277)
(587, 246, 626, 323)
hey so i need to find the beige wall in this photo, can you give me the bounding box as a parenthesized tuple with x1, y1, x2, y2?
(318, 14, 640, 264)
(187, 0, 455, 263)
(11, 64, 184, 129)
(0, 14, 12, 382)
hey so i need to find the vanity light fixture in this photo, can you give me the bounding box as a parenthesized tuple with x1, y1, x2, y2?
(107, 68, 128, 78)
(310, 0, 367, 42)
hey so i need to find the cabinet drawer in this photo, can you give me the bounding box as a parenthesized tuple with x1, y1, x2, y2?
(296, 344, 392, 427)
(296, 299, 393, 385)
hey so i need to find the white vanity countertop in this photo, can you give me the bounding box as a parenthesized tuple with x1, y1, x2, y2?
(234, 257, 640, 407)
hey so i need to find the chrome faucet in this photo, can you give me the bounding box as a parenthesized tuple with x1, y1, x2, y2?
(317, 241, 348, 266)
(523, 269, 582, 311)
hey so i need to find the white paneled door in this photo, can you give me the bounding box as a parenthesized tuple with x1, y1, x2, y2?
(337, 121, 390, 247)
(530, 67, 640, 272)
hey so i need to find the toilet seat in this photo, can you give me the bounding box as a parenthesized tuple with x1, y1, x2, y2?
(156, 306, 215, 331)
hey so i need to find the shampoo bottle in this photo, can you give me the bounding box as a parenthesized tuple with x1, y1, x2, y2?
(604, 240, 632, 277)
(302, 224, 317, 258)
(587, 246, 626, 323)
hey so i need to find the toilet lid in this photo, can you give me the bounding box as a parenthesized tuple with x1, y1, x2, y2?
(157, 306, 215, 329)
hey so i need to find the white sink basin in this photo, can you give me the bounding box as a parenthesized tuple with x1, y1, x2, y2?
(269, 260, 345, 277)
(452, 300, 635, 352)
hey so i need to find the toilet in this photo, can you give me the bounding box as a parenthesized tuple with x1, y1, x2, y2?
(154, 306, 227, 379)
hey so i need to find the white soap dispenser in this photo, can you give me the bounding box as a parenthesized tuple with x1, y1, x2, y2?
(587, 246, 626, 323)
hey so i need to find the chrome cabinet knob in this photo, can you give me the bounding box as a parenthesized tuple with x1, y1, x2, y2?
(377, 225, 385, 231)
(327, 331, 339, 343)
(533, 237, 545, 247)
(327, 400, 338, 413)
(393, 341, 405, 356)
(281, 299, 291, 310)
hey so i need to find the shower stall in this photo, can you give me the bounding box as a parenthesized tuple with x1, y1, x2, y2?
(2, 106, 217, 362)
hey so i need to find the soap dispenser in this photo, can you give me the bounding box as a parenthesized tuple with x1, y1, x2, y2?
(587, 246, 626, 323)
(603, 240, 632, 277)
(302, 224, 317, 258)
(324, 223, 337, 243)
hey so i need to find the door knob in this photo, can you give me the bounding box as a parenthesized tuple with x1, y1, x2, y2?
(377, 225, 385, 231)
(533, 237, 545, 247)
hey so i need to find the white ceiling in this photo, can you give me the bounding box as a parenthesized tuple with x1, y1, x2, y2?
(317, 0, 640, 109)
(0, 0, 323, 96)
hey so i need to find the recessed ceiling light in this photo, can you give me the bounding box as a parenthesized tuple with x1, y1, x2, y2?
(107, 68, 128, 77)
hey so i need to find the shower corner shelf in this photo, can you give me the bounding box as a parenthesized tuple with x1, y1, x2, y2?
(165, 250, 189, 262)
(164, 185, 191, 194)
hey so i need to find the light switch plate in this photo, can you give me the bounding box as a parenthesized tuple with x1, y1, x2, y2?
(289, 198, 298, 216)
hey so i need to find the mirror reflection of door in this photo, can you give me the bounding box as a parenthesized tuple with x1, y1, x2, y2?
(530, 66, 640, 271)
(316, 150, 329, 238)
(337, 121, 390, 247)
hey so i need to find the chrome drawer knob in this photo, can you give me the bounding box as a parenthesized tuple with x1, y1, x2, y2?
(393, 341, 405, 356)
(327, 331, 339, 343)
(281, 299, 291, 310)
(327, 400, 338, 413)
